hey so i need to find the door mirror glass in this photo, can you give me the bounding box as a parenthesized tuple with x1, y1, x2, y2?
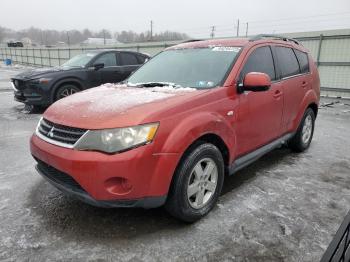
(242, 72, 271, 92)
(93, 63, 104, 71)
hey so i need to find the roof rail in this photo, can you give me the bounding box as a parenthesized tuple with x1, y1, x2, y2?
(249, 34, 301, 45)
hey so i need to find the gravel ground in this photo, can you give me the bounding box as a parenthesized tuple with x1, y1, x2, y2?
(0, 68, 349, 261)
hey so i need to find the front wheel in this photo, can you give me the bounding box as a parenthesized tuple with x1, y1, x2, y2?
(289, 108, 315, 152)
(165, 143, 225, 222)
(55, 84, 80, 101)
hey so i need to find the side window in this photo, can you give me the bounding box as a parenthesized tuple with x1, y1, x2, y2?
(240, 46, 276, 81)
(275, 47, 300, 78)
(120, 53, 139, 65)
(94, 53, 117, 67)
(294, 49, 310, 74)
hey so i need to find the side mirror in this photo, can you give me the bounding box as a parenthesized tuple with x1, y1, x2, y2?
(241, 72, 271, 92)
(93, 63, 104, 71)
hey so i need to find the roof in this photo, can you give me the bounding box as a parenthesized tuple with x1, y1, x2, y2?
(167, 36, 307, 52)
(81, 49, 150, 57)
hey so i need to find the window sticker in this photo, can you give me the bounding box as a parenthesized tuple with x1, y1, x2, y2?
(212, 47, 241, 52)
(198, 81, 215, 87)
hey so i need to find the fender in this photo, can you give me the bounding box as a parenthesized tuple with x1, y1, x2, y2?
(290, 89, 318, 132)
(147, 111, 237, 196)
(50, 77, 86, 103)
(158, 111, 236, 162)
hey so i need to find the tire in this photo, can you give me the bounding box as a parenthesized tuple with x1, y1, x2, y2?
(54, 84, 80, 101)
(165, 142, 225, 222)
(289, 108, 315, 152)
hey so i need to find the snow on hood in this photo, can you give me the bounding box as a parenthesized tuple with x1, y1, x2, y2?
(50, 83, 197, 117)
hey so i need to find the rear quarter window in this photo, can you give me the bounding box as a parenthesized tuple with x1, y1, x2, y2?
(137, 55, 148, 64)
(294, 49, 310, 74)
(120, 53, 139, 65)
(275, 46, 300, 78)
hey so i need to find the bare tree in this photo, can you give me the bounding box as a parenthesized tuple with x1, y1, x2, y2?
(0, 26, 189, 45)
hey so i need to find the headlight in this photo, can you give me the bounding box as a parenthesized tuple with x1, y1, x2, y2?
(29, 78, 52, 84)
(74, 123, 159, 153)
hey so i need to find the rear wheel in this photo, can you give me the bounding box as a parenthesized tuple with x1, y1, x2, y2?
(165, 143, 224, 222)
(55, 84, 80, 101)
(289, 108, 315, 152)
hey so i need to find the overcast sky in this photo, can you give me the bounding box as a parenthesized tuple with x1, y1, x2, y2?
(1, 0, 350, 37)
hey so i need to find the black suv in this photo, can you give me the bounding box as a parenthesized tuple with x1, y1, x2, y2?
(11, 50, 149, 107)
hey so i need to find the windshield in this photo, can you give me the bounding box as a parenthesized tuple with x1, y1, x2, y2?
(127, 47, 241, 89)
(61, 53, 96, 68)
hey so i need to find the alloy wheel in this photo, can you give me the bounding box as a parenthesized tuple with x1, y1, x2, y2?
(187, 158, 218, 209)
(302, 114, 313, 144)
(58, 87, 78, 99)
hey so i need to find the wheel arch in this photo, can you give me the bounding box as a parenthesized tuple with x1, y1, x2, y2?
(165, 132, 231, 197)
(292, 89, 319, 131)
(307, 102, 318, 118)
(50, 77, 85, 103)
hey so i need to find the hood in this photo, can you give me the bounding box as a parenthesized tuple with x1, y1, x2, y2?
(44, 84, 203, 129)
(13, 66, 76, 80)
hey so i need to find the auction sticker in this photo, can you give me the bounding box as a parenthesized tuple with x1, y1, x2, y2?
(212, 47, 241, 52)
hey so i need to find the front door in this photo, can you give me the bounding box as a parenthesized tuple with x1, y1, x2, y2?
(235, 45, 284, 156)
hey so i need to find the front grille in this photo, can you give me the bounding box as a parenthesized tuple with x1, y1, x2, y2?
(35, 158, 85, 192)
(38, 118, 87, 145)
(12, 79, 26, 90)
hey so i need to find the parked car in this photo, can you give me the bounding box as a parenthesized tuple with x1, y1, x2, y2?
(30, 35, 320, 222)
(7, 41, 24, 47)
(11, 50, 149, 108)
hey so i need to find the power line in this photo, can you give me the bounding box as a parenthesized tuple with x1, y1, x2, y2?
(173, 11, 350, 35)
(248, 11, 350, 24)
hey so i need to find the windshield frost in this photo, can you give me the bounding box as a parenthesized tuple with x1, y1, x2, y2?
(61, 53, 96, 68)
(128, 47, 241, 89)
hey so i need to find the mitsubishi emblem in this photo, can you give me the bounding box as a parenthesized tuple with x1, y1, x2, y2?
(48, 127, 55, 138)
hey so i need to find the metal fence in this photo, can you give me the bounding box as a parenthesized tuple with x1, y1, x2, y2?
(321, 210, 350, 262)
(1, 32, 350, 97)
(0, 41, 177, 67)
(291, 33, 350, 98)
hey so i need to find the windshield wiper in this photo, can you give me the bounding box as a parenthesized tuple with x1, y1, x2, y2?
(129, 82, 183, 88)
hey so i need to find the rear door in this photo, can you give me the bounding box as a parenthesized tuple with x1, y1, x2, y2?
(119, 52, 143, 79)
(93, 52, 125, 84)
(235, 45, 284, 156)
(273, 46, 310, 132)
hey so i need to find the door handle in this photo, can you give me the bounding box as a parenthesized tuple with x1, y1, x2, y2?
(273, 90, 282, 99)
(301, 81, 308, 88)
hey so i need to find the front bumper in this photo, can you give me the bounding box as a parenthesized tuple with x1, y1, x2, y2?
(30, 134, 180, 208)
(35, 161, 166, 208)
(12, 79, 51, 106)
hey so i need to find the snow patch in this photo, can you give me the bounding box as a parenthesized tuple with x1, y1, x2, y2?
(58, 83, 197, 115)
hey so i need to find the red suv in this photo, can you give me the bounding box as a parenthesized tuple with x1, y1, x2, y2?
(30, 35, 320, 222)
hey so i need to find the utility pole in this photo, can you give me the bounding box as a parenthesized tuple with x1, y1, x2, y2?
(150, 20, 153, 41)
(210, 26, 215, 38)
(66, 31, 70, 46)
(236, 19, 240, 37)
(40, 30, 44, 46)
(103, 30, 106, 45)
(245, 22, 249, 37)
